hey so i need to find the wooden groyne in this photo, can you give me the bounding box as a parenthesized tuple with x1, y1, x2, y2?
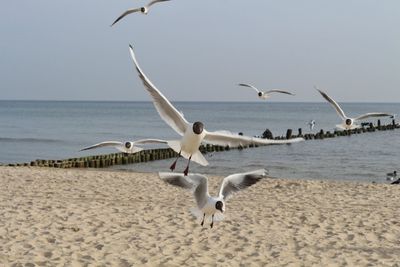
(5, 120, 399, 169)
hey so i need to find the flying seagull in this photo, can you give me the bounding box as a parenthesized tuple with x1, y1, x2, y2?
(128, 44, 304, 175)
(159, 169, 268, 228)
(315, 86, 392, 130)
(238, 83, 295, 100)
(111, 0, 171, 26)
(80, 139, 167, 154)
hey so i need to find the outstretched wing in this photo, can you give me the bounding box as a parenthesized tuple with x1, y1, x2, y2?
(80, 141, 123, 151)
(132, 138, 168, 145)
(203, 130, 304, 147)
(219, 169, 268, 201)
(129, 45, 189, 136)
(111, 8, 141, 26)
(158, 173, 209, 208)
(316, 87, 347, 120)
(265, 89, 294, 96)
(354, 112, 392, 121)
(147, 0, 171, 7)
(238, 83, 261, 93)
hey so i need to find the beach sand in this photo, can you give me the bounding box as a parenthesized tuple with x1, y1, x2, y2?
(1, 166, 399, 266)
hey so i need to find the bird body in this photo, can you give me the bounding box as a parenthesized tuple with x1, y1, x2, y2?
(80, 139, 167, 153)
(159, 169, 267, 227)
(316, 87, 392, 130)
(308, 120, 315, 131)
(238, 83, 294, 100)
(387, 171, 397, 181)
(111, 0, 170, 26)
(128, 45, 304, 175)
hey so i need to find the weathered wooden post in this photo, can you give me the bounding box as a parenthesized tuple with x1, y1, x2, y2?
(286, 129, 292, 139)
(298, 128, 302, 137)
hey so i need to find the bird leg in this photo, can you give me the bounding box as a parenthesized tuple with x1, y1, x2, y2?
(200, 213, 205, 226)
(169, 151, 181, 171)
(210, 214, 214, 228)
(183, 155, 192, 176)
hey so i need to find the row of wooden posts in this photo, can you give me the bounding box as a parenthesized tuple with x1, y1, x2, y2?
(4, 120, 399, 169)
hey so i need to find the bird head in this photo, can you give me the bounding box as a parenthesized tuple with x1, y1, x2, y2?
(345, 118, 353, 126)
(125, 142, 133, 149)
(215, 201, 224, 213)
(193, 121, 204, 135)
(258, 92, 263, 97)
(141, 7, 148, 14)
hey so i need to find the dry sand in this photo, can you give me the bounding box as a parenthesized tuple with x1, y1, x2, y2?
(0, 166, 399, 266)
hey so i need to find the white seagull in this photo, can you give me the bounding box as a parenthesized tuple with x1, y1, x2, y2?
(308, 120, 315, 131)
(128, 45, 304, 175)
(80, 139, 167, 154)
(159, 169, 268, 228)
(238, 83, 295, 100)
(316, 87, 392, 130)
(111, 0, 171, 26)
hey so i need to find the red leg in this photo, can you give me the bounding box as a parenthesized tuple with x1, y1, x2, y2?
(169, 151, 181, 171)
(183, 155, 192, 176)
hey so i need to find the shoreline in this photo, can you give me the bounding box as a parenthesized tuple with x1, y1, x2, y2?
(1, 166, 399, 266)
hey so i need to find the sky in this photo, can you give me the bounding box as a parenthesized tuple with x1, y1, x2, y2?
(0, 0, 399, 102)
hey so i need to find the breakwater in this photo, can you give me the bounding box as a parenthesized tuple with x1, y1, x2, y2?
(4, 120, 399, 169)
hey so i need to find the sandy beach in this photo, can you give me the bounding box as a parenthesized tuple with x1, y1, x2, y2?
(1, 166, 399, 266)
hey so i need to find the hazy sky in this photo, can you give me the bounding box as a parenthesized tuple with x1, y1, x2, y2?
(1, 0, 399, 102)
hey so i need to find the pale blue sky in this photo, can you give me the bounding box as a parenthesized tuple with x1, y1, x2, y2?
(0, 0, 399, 102)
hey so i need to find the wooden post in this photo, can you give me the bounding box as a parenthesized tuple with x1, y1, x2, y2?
(286, 129, 292, 139)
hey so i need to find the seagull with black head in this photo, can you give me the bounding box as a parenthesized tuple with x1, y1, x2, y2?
(128, 45, 304, 175)
(159, 169, 268, 228)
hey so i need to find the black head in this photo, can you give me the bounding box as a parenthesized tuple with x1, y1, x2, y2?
(140, 7, 146, 12)
(192, 121, 204, 135)
(394, 171, 397, 175)
(345, 118, 352, 126)
(125, 142, 132, 149)
(215, 201, 224, 213)
(258, 92, 263, 97)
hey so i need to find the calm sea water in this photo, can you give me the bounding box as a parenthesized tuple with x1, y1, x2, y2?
(0, 100, 399, 183)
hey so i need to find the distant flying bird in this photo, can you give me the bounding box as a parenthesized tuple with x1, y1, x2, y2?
(80, 139, 167, 154)
(315, 86, 392, 130)
(159, 169, 267, 228)
(238, 83, 295, 100)
(308, 120, 315, 131)
(111, 0, 171, 26)
(128, 44, 304, 175)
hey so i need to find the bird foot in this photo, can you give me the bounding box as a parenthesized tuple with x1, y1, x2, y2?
(183, 166, 189, 176)
(169, 161, 177, 171)
(210, 222, 214, 228)
(200, 221, 204, 227)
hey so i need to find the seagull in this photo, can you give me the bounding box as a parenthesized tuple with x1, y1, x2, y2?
(238, 83, 295, 100)
(315, 86, 392, 130)
(111, 0, 171, 26)
(80, 139, 167, 154)
(386, 171, 397, 181)
(308, 120, 315, 131)
(159, 169, 267, 228)
(128, 44, 304, 175)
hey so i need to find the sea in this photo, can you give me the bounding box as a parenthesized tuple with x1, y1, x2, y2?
(1, 100, 399, 183)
